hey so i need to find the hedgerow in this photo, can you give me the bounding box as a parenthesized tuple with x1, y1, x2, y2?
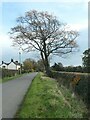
(50, 71, 90, 109)
(2, 69, 19, 78)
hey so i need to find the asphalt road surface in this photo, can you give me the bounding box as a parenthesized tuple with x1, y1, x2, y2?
(2, 72, 37, 118)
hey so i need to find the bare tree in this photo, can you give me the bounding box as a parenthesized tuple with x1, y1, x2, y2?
(10, 10, 79, 75)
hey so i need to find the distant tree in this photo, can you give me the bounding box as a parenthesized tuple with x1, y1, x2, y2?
(51, 62, 64, 71)
(75, 66, 83, 72)
(36, 59, 45, 72)
(51, 63, 59, 71)
(63, 65, 83, 72)
(58, 62, 63, 67)
(64, 65, 74, 72)
(31, 60, 37, 71)
(23, 58, 36, 72)
(10, 10, 79, 75)
(82, 48, 90, 73)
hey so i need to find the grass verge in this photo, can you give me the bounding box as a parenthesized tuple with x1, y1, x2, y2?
(1, 74, 23, 83)
(16, 72, 88, 118)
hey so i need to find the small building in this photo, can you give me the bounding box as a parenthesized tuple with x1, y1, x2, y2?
(0, 59, 21, 70)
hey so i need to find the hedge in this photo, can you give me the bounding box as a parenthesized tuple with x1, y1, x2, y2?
(1, 69, 19, 78)
(50, 71, 90, 109)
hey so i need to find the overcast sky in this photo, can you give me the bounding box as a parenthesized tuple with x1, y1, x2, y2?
(0, 0, 89, 66)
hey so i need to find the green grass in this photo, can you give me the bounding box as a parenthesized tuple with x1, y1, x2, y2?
(16, 72, 88, 118)
(1, 74, 23, 83)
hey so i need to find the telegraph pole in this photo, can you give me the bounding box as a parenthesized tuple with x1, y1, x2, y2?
(19, 47, 22, 74)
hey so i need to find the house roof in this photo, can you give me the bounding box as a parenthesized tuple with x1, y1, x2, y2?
(13, 61, 21, 65)
(1, 59, 21, 66)
(2, 61, 10, 65)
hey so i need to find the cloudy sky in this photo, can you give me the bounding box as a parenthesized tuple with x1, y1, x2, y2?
(0, 0, 89, 66)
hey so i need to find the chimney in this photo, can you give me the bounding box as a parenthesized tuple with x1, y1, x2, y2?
(15, 61, 18, 63)
(2, 61, 3, 64)
(11, 59, 13, 62)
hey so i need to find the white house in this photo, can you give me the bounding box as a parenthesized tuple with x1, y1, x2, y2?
(0, 59, 21, 70)
(0, 63, 8, 69)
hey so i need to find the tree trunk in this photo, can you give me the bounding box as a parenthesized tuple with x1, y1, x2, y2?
(44, 56, 51, 76)
(40, 49, 51, 76)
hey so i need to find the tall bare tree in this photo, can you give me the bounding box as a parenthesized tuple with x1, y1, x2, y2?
(10, 10, 79, 75)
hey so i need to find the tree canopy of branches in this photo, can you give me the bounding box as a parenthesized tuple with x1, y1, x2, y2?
(10, 10, 79, 75)
(82, 48, 90, 73)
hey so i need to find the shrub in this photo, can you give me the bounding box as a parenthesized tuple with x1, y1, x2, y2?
(50, 71, 90, 108)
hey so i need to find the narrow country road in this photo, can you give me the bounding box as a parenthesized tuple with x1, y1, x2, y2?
(2, 72, 37, 118)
